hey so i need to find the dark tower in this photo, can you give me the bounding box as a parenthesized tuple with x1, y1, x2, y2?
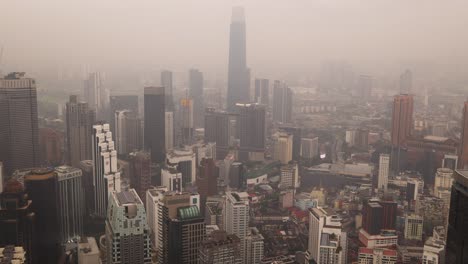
(236, 103, 266, 161)
(144, 86, 166, 163)
(189, 69, 204, 128)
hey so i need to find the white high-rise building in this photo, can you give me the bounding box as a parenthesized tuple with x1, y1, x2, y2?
(404, 214, 424, 241)
(308, 207, 347, 264)
(280, 163, 299, 189)
(91, 123, 121, 218)
(166, 148, 196, 187)
(223, 192, 250, 263)
(301, 137, 319, 160)
(161, 166, 182, 192)
(273, 132, 293, 164)
(378, 154, 390, 190)
(145, 187, 168, 250)
(84, 72, 108, 116)
(165, 112, 174, 151)
(433, 168, 453, 193)
(246, 227, 264, 264)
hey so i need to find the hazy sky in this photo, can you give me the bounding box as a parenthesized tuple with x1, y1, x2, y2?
(2, 0, 468, 76)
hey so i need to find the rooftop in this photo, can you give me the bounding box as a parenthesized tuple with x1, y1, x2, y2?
(116, 190, 141, 206)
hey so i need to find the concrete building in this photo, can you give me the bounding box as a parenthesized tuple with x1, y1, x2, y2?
(78, 237, 100, 264)
(308, 207, 347, 264)
(109, 95, 139, 132)
(301, 137, 319, 160)
(105, 189, 151, 264)
(272, 80, 293, 124)
(204, 108, 237, 159)
(280, 163, 299, 189)
(404, 214, 424, 241)
(358, 247, 397, 264)
(66, 95, 95, 168)
(224, 192, 250, 263)
(0, 72, 40, 174)
(144, 86, 166, 163)
(115, 110, 141, 155)
(179, 98, 194, 145)
(245, 227, 264, 264)
(91, 123, 121, 218)
(273, 132, 293, 164)
(39, 127, 63, 166)
(236, 103, 266, 161)
(129, 151, 151, 204)
(433, 168, 453, 194)
(254, 78, 269, 106)
(166, 148, 196, 188)
(189, 69, 204, 128)
(161, 166, 182, 192)
(84, 72, 108, 117)
(145, 186, 168, 250)
(378, 154, 390, 190)
(199, 230, 242, 264)
(280, 126, 302, 161)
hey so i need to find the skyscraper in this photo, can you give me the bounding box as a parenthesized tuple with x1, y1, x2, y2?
(189, 69, 204, 128)
(180, 98, 194, 145)
(445, 170, 468, 263)
(280, 126, 302, 161)
(205, 108, 237, 159)
(378, 154, 390, 190)
(105, 189, 152, 264)
(227, 7, 250, 111)
(109, 95, 139, 137)
(55, 165, 84, 244)
(273, 81, 293, 124)
(84, 72, 108, 118)
(91, 123, 121, 218)
(229, 162, 246, 190)
(144, 86, 166, 163)
(301, 137, 319, 160)
(129, 151, 152, 204)
(196, 158, 219, 213)
(0, 180, 36, 264)
(39, 127, 63, 166)
(280, 163, 299, 189)
(0, 72, 40, 174)
(273, 132, 293, 164)
(459, 102, 468, 169)
(223, 192, 250, 263)
(254, 78, 269, 106)
(161, 70, 174, 111)
(145, 186, 168, 249)
(115, 110, 141, 155)
(236, 103, 266, 161)
(391, 94, 414, 147)
(165, 112, 174, 151)
(66, 95, 95, 168)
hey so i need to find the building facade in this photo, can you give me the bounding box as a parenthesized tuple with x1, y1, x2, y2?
(144, 86, 166, 163)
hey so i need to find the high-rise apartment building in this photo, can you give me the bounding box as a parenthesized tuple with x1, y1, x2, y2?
(391, 94, 414, 147)
(144, 86, 166, 163)
(115, 110, 141, 155)
(145, 186, 168, 249)
(445, 169, 468, 263)
(223, 192, 250, 263)
(301, 137, 319, 160)
(273, 132, 293, 164)
(105, 189, 152, 264)
(0, 72, 40, 174)
(404, 214, 424, 241)
(66, 95, 95, 168)
(358, 248, 397, 264)
(236, 103, 266, 161)
(273, 81, 293, 124)
(199, 230, 242, 264)
(0, 179, 36, 264)
(308, 207, 347, 264)
(165, 112, 174, 151)
(459, 102, 468, 169)
(205, 108, 236, 159)
(254, 78, 269, 106)
(246, 227, 264, 264)
(91, 123, 121, 218)
(227, 7, 250, 111)
(378, 154, 390, 190)
(161, 70, 174, 111)
(189, 69, 204, 128)
(280, 163, 299, 189)
(128, 151, 152, 204)
(55, 166, 84, 244)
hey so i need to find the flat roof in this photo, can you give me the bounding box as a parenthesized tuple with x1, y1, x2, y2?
(116, 190, 140, 205)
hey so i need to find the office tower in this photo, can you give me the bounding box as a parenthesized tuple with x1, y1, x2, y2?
(78, 160, 94, 216)
(38, 127, 63, 166)
(115, 110, 140, 155)
(161, 70, 175, 111)
(180, 98, 194, 145)
(400, 69, 413, 94)
(66, 95, 95, 168)
(380, 201, 397, 230)
(273, 81, 293, 124)
(445, 170, 468, 263)
(55, 166, 84, 244)
(145, 186, 168, 249)
(404, 214, 424, 241)
(109, 95, 139, 134)
(84, 72, 108, 117)
(227, 7, 249, 111)
(165, 112, 174, 151)
(129, 151, 151, 204)
(236, 103, 266, 161)
(158, 192, 205, 264)
(224, 192, 250, 262)
(197, 158, 219, 213)
(280, 126, 302, 161)
(358, 248, 397, 264)
(24, 169, 60, 263)
(378, 154, 390, 190)
(362, 200, 383, 235)
(308, 207, 347, 264)
(245, 227, 264, 264)
(0, 180, 36, 264)
(391, 94, 414, 147)
(459, 102, 468, 169)
(166, 148, 196, 188)
(205, 108, 236, 158)
(434, 168, 453, 193)
(357, 75, 373, 99)
(199, 230, 242, 264)
(301, 137, 319, 160)
(273, 132, 293, 164)
(144, 86, 166, 163)
(0, 72, 40, 175)
(105, 189, 152, 264)
(254, 79, 269, 106)
(161, 166, 182, 192)
(229, 162, 246, 190)
(189, 69, 204, 128)
(91, 123, 121, 218)
(280, 163, 299, 189)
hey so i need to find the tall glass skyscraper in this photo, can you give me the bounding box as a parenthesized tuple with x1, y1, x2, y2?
(227, 7, 250, 111)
